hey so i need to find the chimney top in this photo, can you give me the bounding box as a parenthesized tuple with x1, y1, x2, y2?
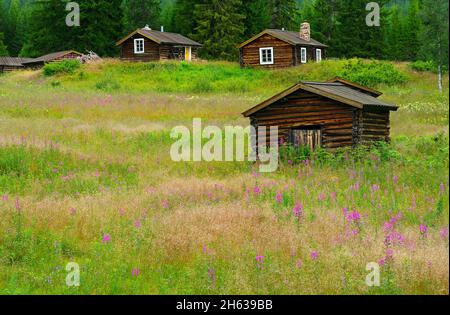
(161, 25, 164, 32)
(299, 22, 311, 41)
(143, 24, 151, 30)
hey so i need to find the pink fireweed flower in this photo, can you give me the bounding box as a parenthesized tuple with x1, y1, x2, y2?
(253, 186, 261, 196)
(317, 192, 325, 202)
(353, 181, 360, 191)
(134, 220, 142, 229)
(393, 175, 399, 184)
(119, 208, 127, 216)
(310, 251, 318, 261)
(69, 208, 77, 216)
(275, 192, 283, 203)
(385, 249, 394, 259)
(371, 184, 379, 192)
(296, 259, 302, 269)
(102, 234, 111, 244)
(292, 203, 304, 220)
(2, 194, 8, 201)
(208, 267, 216, 287)
(331, 192, 337, 200)
(256, 255, 265, 270)
(378, 258, 386, 266)
(440, 183, 446, 194)
(384, 230, 404, 247)
(131, 268, 140, 277)
(419, 224, 428, 239)
(346, 210, 361, 223)
(440, 227, 449, 239)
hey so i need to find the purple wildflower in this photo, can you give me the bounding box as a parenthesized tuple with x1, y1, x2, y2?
(275, 192, 283, 203)
(440, 227, 449, 239)
(131, 268, 140, 277)
(256, 255, 265, 270)
(292, 203, 304, 220)
(310, 251, 318, 261)
(102, 234, 111, 244)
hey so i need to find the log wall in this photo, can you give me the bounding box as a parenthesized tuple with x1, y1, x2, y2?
(120, 34, 160, 62)
(358, 109, 391, 144)
(240, 34, 294, 68)
(250, 90, 357, 149)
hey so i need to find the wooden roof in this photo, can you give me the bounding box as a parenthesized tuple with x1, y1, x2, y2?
(22, 50, 82, 64)
(0, 57, 34, 67)
(239, 29, 328, 48)
(242, 80, 398, 117)
(116, 28, 202, 47)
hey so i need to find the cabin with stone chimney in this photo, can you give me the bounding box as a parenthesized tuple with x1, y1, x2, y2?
(239, 22, 327, 69)
(116, 25, 202, 62)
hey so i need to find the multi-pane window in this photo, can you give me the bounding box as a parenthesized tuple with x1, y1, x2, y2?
(134, 39, 145, 54)
(300, 47, 307, 63)
(316, 49, 322, 62)
(259, 47, 274, 65)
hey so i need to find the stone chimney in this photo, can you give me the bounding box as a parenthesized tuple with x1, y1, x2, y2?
(299, 22, 311, 41)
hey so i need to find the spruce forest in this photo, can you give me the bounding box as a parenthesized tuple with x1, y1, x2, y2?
(0, 0, 448, 69)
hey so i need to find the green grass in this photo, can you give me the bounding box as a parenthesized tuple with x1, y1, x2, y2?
(0, 59, 448, 295)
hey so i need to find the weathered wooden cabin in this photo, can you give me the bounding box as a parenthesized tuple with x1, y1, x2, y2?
(22, 50, 83, 69)
(242, 78, 398, 150)
(0, 57, 34, 73)
(239, 22, 327, 69)
(116, 26, 202, 62)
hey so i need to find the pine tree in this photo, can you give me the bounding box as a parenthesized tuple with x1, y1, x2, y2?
(243, 0, 271, 37)
(306, 0, 336, 45)
(270, 0, 298, 30)
(0, 32, 8, 56)
(172, 0, 200, 36)
(123, 0, 161, 31)
(403, 0, 421, 60)
(419, 0, 449, 92)
(193, 0, 244, 61)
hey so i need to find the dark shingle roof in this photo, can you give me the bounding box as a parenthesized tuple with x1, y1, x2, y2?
(302, 82, 397, 109)
(242, 80, 397, 117)
(117, 28, 202, 47)
(0, 57, 34, 67)
(239, 29, 327, 48)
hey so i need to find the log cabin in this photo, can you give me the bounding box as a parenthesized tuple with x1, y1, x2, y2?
(0, 57, 34, 73)
(239, 22, 327, 69)
(22, 50, 83, 69)
(242, 78, 398, 150)
(116, 26, 202, 62)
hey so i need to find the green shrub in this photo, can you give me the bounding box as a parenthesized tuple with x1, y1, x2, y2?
(95, 76, 121, 91)
(43, 59, 81, 76)
(337, 59, 408, 87)
(409, 60, 440, 73)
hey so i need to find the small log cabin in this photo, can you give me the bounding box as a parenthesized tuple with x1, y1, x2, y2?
(116, 26, 202, 62)
(22, 50, 83, 69)
(242, 78, 398, 150)
(0, 57, 34, 73)
(239, 22, 327, 69)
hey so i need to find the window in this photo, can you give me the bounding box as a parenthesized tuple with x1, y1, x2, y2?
(259, 47, 274, 65)
(134, 38, 145, 54)
(316, 49, 322, 63)
(300, 47, 307, 64)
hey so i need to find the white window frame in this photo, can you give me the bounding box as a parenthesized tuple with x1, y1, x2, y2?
(134, 38, 145, 54)
(316, 49, 322, 63)
(259, 47, 274, 65)
(300, 47, 307, 64)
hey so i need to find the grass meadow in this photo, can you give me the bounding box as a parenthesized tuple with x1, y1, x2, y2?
(0, 59, 448, 294)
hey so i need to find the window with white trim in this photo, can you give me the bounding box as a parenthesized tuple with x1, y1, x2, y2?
(316, 49, 322, 62)
(300, 47, 307, 64)
(134, 38, 145, 54)
(259, 47, 274, 65)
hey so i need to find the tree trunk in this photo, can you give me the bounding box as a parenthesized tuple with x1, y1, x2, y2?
(438, 64, 443, 93)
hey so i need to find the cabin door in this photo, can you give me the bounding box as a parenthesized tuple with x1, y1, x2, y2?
(185, 47, 192, 61)
(291, 127, 322, 150)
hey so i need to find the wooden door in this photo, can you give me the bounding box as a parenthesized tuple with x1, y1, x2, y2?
(291, 128, 322, 150)
(185, 47, 192, 61)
